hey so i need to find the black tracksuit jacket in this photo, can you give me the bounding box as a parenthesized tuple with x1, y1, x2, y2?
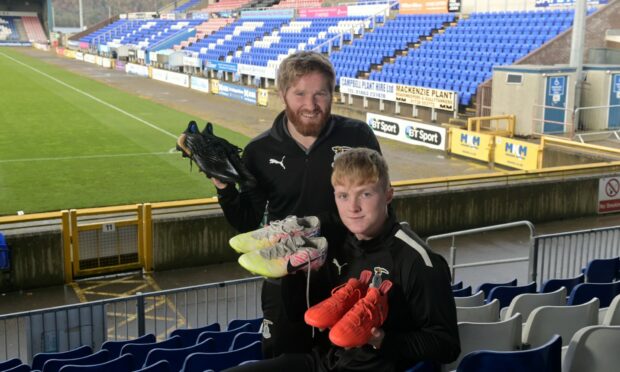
(320, 214, 460, 371)
(217, 111, 381, 356)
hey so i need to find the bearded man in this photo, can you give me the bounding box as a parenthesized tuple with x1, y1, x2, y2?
(212, 51, 382, 358)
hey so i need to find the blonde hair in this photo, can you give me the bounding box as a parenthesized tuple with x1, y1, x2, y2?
(277, 51, 335, 95)
(331, 148, 390, 190)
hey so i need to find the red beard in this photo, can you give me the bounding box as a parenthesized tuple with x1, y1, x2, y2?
(285, 105, 330, 137)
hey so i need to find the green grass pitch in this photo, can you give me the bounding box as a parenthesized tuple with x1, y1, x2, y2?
(0, 48, 250, 216)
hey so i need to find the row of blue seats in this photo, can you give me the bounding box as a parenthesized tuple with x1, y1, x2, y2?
(0, 318, 264, 372)
(453, 257, 620, 307)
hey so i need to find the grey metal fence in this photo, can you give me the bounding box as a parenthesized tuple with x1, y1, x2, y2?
(0, 277, 263, 363)
(532, 226, 620, 287)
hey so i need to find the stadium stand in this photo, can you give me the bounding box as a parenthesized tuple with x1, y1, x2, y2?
(0, 17, 19, 42)
(186, 17, 288, 63)
(230, 16, 370, 67)
(22, 16, 47, 43)
(335, 13, 453, 82)
(367, 9, 577, 105)
(176, 18, 234, 51)
(79, 19, 202, 50)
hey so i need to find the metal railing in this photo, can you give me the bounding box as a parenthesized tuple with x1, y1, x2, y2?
(426, 221, 536, 284)
(573, 104, 620, 133)
(0, 277, 263, 363)
(532, 225, 620, 287)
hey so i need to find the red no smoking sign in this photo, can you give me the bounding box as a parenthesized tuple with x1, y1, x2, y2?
(599, 177, 620, 213)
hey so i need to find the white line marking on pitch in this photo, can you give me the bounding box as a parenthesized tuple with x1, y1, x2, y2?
(0, 151, 177, 164)
(0, 51, 178, 139)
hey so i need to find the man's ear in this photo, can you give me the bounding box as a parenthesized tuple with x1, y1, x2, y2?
(386, 187, 394, 204)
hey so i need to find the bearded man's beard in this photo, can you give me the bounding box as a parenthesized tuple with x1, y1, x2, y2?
(285, 105, 331, 137)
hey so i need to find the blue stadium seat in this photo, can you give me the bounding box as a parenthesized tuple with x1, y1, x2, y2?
(584, 257, 620, 283)
(196, 323, 253, 351)
(477, 279, 518, 297)
(58, 354, 135, 372)
(42, 350, 110, 372)
(134, 360, 170, 372)
(487, 282, 537, 309)
(181, 340, 262, 372)
(456, 334, 561, 372)
(226, 318, 263, 332)
(101, 333, 156, 358)
(453, 286, 472, 297)
(451, 281, 464, 290)
(541, 274, 584, 294)
(568, 281, 620, 307)
(121, 335, 182, 367)
(3, 365, 30, 372)
(32, 346, 93, 371)
(169, 322, 220, 347)
(230, 332, 262, 351)
(0, 359, 21, 372)
(142, 337, 215, 371)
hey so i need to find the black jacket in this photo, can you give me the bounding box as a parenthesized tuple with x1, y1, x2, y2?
(323, 214, 460, 371)
(217, 111, 381, 233)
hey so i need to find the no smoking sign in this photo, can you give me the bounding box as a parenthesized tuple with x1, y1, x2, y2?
(599, 177, 620, 213)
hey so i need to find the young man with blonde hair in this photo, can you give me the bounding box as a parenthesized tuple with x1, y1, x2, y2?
(227, 148, 460, 371)
(212, 51, 381, 357)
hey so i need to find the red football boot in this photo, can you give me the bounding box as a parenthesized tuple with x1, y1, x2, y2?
(304, 270, 372, 329)
(329, 279, 393, 348)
